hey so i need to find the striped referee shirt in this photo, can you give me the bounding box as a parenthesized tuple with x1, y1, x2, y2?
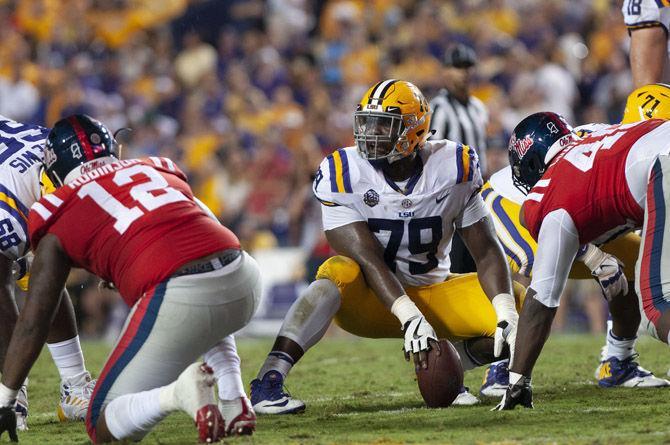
(429, 88, 489, 175)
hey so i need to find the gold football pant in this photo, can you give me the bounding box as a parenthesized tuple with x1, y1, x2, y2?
(316, 255, 525, 340)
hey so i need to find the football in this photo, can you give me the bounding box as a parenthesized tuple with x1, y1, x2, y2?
(415, 339, 464, 408)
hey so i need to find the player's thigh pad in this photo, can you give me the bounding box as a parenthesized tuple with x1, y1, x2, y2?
(86, 251, 261, 436)
(636, 156, 670, 338)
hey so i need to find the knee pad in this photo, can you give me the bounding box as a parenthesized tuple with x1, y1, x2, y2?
(315, 256, 362, 288)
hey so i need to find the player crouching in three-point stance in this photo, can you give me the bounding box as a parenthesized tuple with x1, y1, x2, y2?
(496, 111, 670, 410)
(0, 115, 261, 443)
(251, 79, 523, 413)
(480, 86, 670, 396)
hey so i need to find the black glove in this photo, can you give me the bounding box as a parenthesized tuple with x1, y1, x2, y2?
(0, 406, 17, 442)
(492, 375, 533, 411)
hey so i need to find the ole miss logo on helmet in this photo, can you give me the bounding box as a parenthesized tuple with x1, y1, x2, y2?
(510, 134, 534, 158)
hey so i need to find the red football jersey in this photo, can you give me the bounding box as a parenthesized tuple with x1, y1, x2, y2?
(29, 157, 240, 305)
(523, 119, 666, 245)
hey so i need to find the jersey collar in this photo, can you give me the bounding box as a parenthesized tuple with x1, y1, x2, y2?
(383, 156, 424, 196)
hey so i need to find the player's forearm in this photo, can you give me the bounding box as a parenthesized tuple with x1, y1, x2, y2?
(357, 257, 407, 308)
(1, 234, 72, 389)
(475, 249, 513, 301)
(630, 27, 667, 88)
(1, 300, 54, 389)
(0, 286, 17, 369)
(326, 223, 407, 308)
(460, 217, 513, 299)
(509, 289, 556, 376)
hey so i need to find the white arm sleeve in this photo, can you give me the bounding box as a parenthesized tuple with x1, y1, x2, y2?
(529, 209, 580, 308)
(321, 203, 365, 231)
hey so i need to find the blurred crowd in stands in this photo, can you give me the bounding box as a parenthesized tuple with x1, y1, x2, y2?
(0, 0, 633, 337)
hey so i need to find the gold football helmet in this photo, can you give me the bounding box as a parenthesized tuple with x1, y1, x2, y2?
(622, 83, 670, 123)
(354, 79, 431, 163)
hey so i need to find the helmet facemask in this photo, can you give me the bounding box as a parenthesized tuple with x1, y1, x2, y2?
(354, 110, 423, 164)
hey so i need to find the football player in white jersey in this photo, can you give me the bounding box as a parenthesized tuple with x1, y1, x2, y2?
(250, 80, 523, 413)
(0, 116, 96, 427)
(477, 85, 670, 397)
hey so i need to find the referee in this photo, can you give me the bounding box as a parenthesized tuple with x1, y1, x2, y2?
(430, 43, 489, 273)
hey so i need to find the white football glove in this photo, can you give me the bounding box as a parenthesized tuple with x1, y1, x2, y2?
(402, 316, 438, 356)
(579, 244, 628, 302)
(492, 293, 518, 361)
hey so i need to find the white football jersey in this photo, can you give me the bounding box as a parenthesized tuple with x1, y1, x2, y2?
(622, 0, 670, 51)
(0, 115, 49, 260)
(314, 140, 488, 287)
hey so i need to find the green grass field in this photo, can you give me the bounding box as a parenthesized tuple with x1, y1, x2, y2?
(8, 334, 670, 444)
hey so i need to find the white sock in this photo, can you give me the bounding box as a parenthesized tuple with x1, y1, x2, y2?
(509, 371, 529, 386)
(104, 387, 167, 441)
(257, 351, 295, 379)
(204, 336, 245, 401)
(605, 329, 636, 360)
(47, 336, 87, 381)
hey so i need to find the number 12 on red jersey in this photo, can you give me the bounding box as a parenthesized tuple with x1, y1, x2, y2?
(77, 164, 188, 234)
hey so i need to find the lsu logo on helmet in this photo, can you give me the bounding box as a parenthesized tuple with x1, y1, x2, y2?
(353, 80, 431, 163)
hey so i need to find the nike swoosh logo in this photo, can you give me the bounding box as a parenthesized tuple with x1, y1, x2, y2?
(261, 399, 290, 407)
(436, 192, 450, 203)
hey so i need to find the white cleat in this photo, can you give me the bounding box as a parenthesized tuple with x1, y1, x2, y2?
(219, 396, 256, 436)
(452, 387, 480, 406)
(16, 385, 28, 431)
(170, 363, 224, 443)
(57, 371, 96, 422)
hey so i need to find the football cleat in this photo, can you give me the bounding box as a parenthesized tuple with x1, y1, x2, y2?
(15, 385, 27, 431)
(172, 363, 226, 443)
(250, 371, 306, 415)
(452, 386, 480, 406)
(57, 371, 97, 422)
(596, 355, 670, 388)
(480, 360, 509, 398)
(219, 396, 256, 436)
(172, 363, 224, 443)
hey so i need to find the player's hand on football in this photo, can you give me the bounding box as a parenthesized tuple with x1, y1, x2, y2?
(492, 294, 518, 360)
(402, 316, 440, 370)
(579, 244, 627, 301)
(492, 375, 533, 411)
(0, 406, 18, 442)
